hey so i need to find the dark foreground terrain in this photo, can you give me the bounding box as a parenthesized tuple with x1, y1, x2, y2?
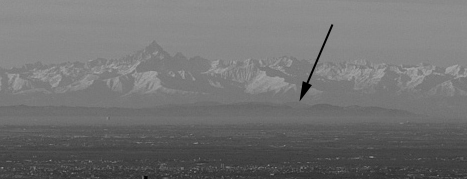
(1, 121, 467, 178)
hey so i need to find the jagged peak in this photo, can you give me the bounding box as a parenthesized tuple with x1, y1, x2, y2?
(445, 64, 464, 76)
(276, 56, 299, 61)
(446, 64, 461, 69)
(86, 58, 108, 68)
(22, 61, 44, 69)
(144, 40, 165, 55)
(173, 52, 188, 61)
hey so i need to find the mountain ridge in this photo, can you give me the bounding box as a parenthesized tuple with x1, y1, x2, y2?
(1, 41, 466, 118)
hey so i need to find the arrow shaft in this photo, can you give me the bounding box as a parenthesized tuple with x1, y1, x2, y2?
(307, 24, 333, 83)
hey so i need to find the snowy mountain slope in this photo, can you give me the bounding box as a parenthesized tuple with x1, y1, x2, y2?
(0, 41, 466, 117)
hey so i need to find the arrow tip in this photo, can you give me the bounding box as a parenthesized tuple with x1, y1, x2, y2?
(299, 82, 312, 101)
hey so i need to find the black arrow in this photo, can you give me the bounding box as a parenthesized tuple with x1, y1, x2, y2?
(300, 24, 333, 101)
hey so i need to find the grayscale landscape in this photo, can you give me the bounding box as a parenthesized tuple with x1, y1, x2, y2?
(1, 40, 467, 118)
(1, 0, 466, 178)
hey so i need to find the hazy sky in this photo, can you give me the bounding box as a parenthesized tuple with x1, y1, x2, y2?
(0, 0, 465, 68)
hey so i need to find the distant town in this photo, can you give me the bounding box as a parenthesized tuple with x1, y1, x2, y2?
(2, 123, 467, 178)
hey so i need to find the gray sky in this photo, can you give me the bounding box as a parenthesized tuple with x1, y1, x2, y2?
(0, 0, 466, 68)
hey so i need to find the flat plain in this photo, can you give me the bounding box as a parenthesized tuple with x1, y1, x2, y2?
(1, 118, 466, 178)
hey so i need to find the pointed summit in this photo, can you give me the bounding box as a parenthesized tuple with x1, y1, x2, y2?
(141, 40, 172, 62)
(145, 40, 165, 54)
(173, 52, 188, 61)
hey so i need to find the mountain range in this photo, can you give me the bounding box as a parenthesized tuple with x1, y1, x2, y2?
(1, 41, 466, 118)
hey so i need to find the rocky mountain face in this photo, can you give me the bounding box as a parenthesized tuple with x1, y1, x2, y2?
(1, 41, 466, 117)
